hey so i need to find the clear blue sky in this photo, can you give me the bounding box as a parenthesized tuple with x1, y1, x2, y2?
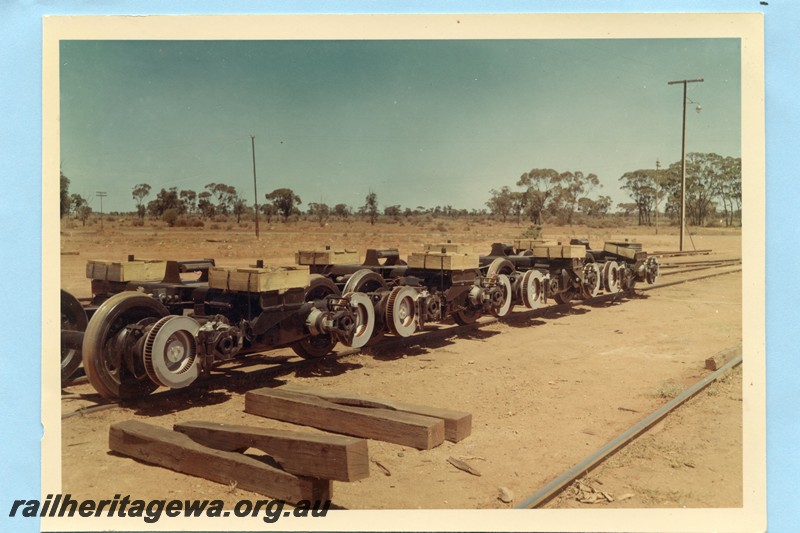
(60, 38, 740, 214)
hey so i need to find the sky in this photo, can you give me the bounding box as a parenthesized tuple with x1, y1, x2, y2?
(60, 38, 741, 215)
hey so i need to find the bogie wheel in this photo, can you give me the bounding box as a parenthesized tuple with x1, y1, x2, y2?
(82, 292, 169, 400)
(645, 257, 660, 284)
(553, 287, 576, 304)
(340, 292, 376, 349)
(342, 269, 388, 295)
(487, 258, 515, 277)
(454, 307, 481, 325)
(291, 275, 341, 359)
(490, 273, 514, 318)
(602, 261, 622, 294)
(581, 262, 602, 298)
(342, 269, 387, 344)
(61, 290, 88, 385)
(486, 258, 516, 315)
(621, 266, 637, 292)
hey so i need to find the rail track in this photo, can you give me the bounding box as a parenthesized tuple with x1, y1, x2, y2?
(515, 351, 743, 508)
(61, 261, 742, 418)
(657, 258, 742, 278)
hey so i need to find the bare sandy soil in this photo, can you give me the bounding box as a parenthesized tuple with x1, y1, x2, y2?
(57, 220, 743, 510)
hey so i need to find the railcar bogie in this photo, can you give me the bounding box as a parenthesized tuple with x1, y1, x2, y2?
(61, 237, 659, 399)
(478, 238, 659, 306)
(67, 256, 376, 399)
(297, 245, 515, 335)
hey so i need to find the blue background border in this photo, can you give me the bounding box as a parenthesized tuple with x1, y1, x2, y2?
(1, 1, 794, 532)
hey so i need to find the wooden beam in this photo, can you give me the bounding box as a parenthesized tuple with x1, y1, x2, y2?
(245, 388, 445, 450)
(281, 383, 472, 442)
(109, 420, 331, 503)
(174, 421, 369, 482)
(705, 344, 742, 371)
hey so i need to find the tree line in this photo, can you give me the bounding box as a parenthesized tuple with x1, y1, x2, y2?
(59, 151, 741, 229)
(60, 172, 93, 225)
(485, 152, 741, 228)
(618, 152, 741, 228)
(486, 169, 608, 226)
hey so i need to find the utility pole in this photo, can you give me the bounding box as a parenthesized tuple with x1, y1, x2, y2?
(655, 159, 660, 235)
(250, 135, 260, 239)
(96, 191, 107, 231)
(667, 77, 703, 251)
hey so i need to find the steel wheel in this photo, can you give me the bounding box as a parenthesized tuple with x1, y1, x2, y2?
(553, 287, 576, 304)
(621, 266, 637, 292)
(341, 292, 376, 349)
(342, 269, 387, 294)
(453, 307, 481, 325)
(645, 256, 660, 284)
(602, 261, 622, 294)
(581, 262, 602, 298)
(486, 258, 516, 315)
(487, 258, 515, 277)
(489, 273, 514, 317)
(291, 275, 341, 359)
(61, 290, 88, 385)
(82, 292, 168, 400)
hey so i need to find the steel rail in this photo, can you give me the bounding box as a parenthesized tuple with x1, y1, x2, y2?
(651, 249, 712, 257)
(515, 352, 743, 509)
(61, 403, 119, 420)
(61, 263, 741, 416)
(639, 266, 741, 291)
(659, 262, 741, 277)
(659, 258, 741, 267)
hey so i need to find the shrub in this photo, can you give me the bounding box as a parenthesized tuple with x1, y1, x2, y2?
(586, 218, 620, 229)
(162, 208, 179, 227)
(521, 225, 543, 239)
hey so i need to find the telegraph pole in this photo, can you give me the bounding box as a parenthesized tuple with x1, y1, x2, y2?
(668, 77, 703, 251)
(251, 135, 260, 239)
(96, 191, 107, 231)
(655, 159, 660, 235)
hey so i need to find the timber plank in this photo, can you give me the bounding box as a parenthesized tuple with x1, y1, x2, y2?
(174, 421, 369, 481)
(245, 388, 445, 450)
(208, 265, 310, 292)
(109, 420, 331, 503)
(704, 344, 742, 371)
(281, 383, 472, 442)
(406, 252, 479, 270)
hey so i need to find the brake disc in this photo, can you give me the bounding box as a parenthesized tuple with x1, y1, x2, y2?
(386, 286, 419, 337)
(142, 315, 201, 389)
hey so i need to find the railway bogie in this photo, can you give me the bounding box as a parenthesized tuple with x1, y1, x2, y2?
(61, 238, 659, 399)
(298, 246, 516, 334)
(478, 238, 659, 306)
(67, 256, 377, 399)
